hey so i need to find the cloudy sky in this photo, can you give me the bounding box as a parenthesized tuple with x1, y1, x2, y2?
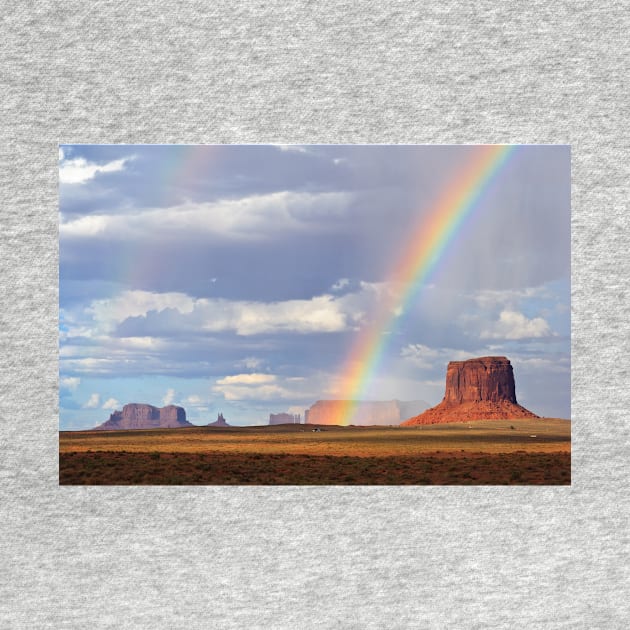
(59, 144, 570, 429)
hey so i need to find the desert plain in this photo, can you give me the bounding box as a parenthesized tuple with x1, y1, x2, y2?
(59, 417, 570, 485)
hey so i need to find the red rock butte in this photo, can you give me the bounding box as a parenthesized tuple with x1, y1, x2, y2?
(401, 356, 539, 426)
(94, 403, 191, 430)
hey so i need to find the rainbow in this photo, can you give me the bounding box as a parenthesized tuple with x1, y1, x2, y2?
(158, 144, 220, 205)
(121, 145, 220, 290)
(335, 145, 518, 425)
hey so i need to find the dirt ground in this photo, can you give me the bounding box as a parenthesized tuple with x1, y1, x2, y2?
(59, 418, 570, 485)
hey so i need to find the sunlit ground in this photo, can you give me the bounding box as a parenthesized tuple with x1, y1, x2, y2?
(59, 418, 570, 456)
(59, 418, 570, 485)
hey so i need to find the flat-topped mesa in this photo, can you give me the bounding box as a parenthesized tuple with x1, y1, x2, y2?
(401, 356, 538, 426)
(444, 356, 517, 404)
(94, 403, 191, 430)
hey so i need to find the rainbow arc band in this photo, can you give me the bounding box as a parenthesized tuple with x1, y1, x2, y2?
(336, 145, 517, 426)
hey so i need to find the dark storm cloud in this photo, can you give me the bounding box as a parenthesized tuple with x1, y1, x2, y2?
(60, 145, 569, 301)
(60, 145, 355, 219)
(60, 228, 358, 301)
(59, 145, 571, 427)
(114, 319, 352, 377)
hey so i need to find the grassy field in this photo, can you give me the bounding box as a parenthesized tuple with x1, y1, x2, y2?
(59, 418, 570, 485)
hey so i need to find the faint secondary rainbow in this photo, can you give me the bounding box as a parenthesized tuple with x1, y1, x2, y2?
(335, 145, 518, 425)
(122, 145, 220, 289)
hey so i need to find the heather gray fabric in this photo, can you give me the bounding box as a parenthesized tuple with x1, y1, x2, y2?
(1, 2, 628, 628)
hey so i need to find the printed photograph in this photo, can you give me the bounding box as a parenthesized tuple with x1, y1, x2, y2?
(59, 144, 570, 484)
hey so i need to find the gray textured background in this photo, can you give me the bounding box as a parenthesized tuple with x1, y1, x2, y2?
(1, 2, 628, 628)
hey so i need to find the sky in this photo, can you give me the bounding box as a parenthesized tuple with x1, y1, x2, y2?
(59, 144, 570, 429)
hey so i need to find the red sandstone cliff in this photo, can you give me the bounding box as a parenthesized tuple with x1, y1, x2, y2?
(94, 403, 191, 430)
(401, 357, 538, 425)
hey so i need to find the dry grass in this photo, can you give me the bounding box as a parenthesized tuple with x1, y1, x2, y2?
(59, 418, 570, 485)
(59, 418, 570, 457)
(59, 451, 570, 485)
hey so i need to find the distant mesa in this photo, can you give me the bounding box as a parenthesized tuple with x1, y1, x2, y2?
(269, 412, 301, 425)
(207, 412, 230, 427)
(94, 403, 192, 430)
(401, 356, 538, 426)
(305, 400, 429, 426)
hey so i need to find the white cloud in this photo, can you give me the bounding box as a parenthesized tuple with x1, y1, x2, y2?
(400, 344, 475, 368)
(59, 154, 133, 185)
(237, 356, 264, 370)
(212, 373, 317, 402)
(102, 398, 119, 410)
(58, 214, 110, 237)
(277, 145, 309, 154)
(199, 295, 352, 336)
(114, 336, 166, 350)
(216, 373, 276, 385)
(331, 278, 350, 292)
(481, 310, 552, 340)
(61, 358, 120, 373)
(162, 388, 176, 405)
(83, 393, 100, 408)
(278, 146, 346, 166)
(59, 191, 353, 240)
(60, 376, 80, 391)
(213, 383, 290, 401)
(60, 284, 391, 383)
(82, 289, 366, 337)
(86, 290, 195, 333)
(400, 344, 441, 368)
